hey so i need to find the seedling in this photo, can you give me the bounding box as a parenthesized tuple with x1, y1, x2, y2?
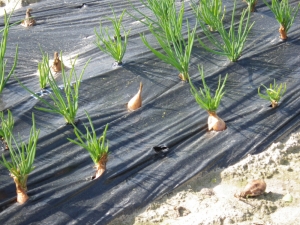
(193, 0, 225, 31)
(140, 1, 196, 81)
(18, 53, 90, 124)
(68, 112, 109, 180)
(141, 24, 196, 81)
(94, 9, 129, 66)
(0, 11, 18, 95)
(258, 79, 286, 108)
(244, 0, 258, 12)
(189, 66, 228, 131)
(0, 113, 40, 204)
(197, 0, 254, 62)
(263, 0, 300, 40)
(128, 0, 176, 38)
(129, 0, 196, 81)
(0, 109, 14, 149)
(38, 49, 50, 90)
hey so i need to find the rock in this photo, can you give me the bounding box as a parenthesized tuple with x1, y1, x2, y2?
(235, 179, 266, 198)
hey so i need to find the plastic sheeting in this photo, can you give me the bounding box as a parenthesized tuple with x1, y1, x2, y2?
(0, 0, 300, 224)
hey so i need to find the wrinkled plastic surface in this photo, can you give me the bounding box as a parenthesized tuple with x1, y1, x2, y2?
(0, 0, 300, 224)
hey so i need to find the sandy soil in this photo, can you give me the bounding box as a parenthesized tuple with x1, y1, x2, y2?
(109, 131, 300, 225)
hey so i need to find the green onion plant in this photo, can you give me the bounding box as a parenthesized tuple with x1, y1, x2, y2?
(140, 1, 196, 81)
(0, 113, 40, 204)
(258, 79, 286, 108)
(244, 0, 258, 12)
(189, 66, 228, 112)
(68, 112, 109, 179)
(141, 23, 196, 81)
(193, 0, 225, 32)
(38, 49, 50, 89)
(263, 0, 300, 40)
(197, 0, 254, 62)
(18, 53, 90, 124)
(189, 66, 227, 131)
(0, 11, 18, 95)
(128, 0, 176, 38)
(0, 109, 14, 149)
(94, 9, 130, 66)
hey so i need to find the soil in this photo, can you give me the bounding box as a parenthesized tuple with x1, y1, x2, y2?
(109, 131, 300, 225)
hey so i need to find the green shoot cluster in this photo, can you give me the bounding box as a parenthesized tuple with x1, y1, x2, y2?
(189, 66, 227, 113)
(198, 0, 254, 62)
(0, 11, 18, 94)
(193, 0, 225, 31)
(244, 0, 258, 12)
(94, 9, 129, 65)
(68, 112, 109, 166)
(134, 0, 195, 80)
(38, 49, 50, 89)
(128, 0, 176, 37)
(263, 0, 300, 39)
(0, 109, 14, 140)
(0, 113, 39, 191)
(19, 52, 90, 124)
(258, 79, 286, 107)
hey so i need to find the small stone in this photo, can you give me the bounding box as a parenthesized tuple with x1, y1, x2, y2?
(282, 193, 293, 202)
(199, 188, 215, 197)
(235, 179, 266, 198)
(223, 217, 234, 224)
